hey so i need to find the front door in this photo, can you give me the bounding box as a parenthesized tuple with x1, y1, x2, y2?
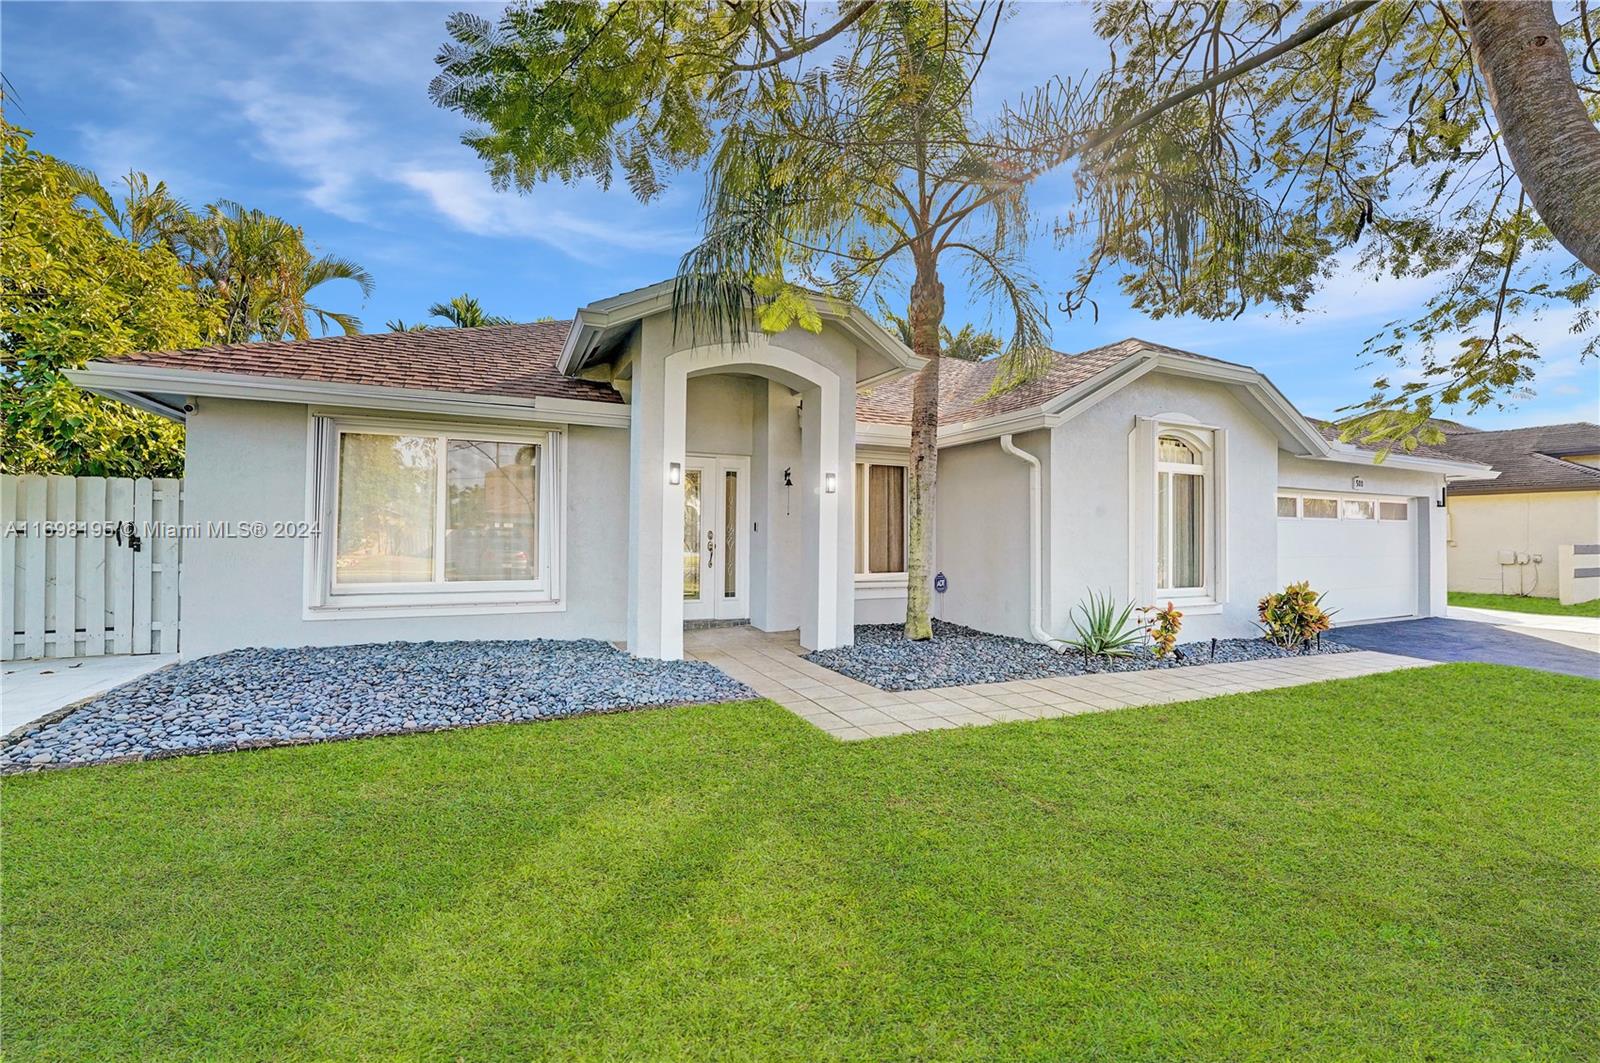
(682, 455, 750, 621)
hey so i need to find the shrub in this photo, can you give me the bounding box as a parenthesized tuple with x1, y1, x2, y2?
(1067, 590, 1144, 659)
(1257, 581, 1334, 650)
(1142, 601, 1184, 658)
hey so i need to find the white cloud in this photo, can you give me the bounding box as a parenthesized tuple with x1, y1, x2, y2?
(218, 81, 373, 220)
(398, 166, 698, 260)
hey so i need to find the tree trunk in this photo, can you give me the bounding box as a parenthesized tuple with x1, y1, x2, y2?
(1462, 1, 1600, 275)
(903, 258, 945, 641)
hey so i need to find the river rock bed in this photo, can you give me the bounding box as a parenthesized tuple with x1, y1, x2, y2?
(1, 639, 753, 773)
(805, 619, 1355, 691)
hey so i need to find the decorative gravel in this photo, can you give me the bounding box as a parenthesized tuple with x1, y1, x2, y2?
(1, 639, 753, 774)
(805, 619, 1356, 692)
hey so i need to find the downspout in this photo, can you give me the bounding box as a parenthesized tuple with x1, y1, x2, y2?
(999, 434, 1064, 650)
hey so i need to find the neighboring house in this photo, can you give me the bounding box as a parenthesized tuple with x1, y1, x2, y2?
(1430, 422, 1600, 599)
(68, 281, 1494, 660)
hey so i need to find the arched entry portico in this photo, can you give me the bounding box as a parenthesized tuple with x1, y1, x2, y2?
(626, 335, 849, 660)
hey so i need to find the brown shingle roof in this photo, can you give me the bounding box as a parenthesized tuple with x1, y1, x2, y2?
(1310, 421, 1465, 462)
(1431, 422, 1600, 494)
(106, 321, 624, 405)
(855, 338, 1215, 427)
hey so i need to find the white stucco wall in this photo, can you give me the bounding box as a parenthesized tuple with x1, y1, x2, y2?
(1044, 372, 1281, 641)
(1445, 490, 1600, 597)
(181, 398, 631, 658)
(685, 374, 758, 456)
(928, 433, 1043, 638)
(752, 380, 805, 631)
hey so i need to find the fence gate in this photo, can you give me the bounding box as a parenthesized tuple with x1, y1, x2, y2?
(1, 475, 182, 661)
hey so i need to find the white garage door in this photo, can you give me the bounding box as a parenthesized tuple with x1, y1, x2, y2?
(1276, 493, 1418, 623)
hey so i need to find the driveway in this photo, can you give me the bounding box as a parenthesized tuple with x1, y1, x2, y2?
(1327, 618, 1600, 680)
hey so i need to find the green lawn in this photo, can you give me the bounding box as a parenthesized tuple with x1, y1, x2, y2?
(4, 665, 1597, 1061)
(1450, 590, 1600, 618)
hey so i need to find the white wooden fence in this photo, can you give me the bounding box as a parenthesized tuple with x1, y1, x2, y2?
(1, 475, 182, 661)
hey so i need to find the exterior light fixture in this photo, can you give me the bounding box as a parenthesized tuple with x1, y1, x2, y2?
(824, 472, 837, 494)
(668, 462, 682, 485)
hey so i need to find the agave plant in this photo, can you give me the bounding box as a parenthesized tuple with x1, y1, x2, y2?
(1066, 590, 1144, 660)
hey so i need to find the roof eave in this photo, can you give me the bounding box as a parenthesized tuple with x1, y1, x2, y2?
(66, 362, 632, 429)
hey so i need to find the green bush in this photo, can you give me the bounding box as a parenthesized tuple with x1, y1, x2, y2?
(1257, 581, 1334, 650)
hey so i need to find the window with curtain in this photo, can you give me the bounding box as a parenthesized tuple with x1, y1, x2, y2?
(329, 424, 549, 597)
(1155, 433, 1209, 593)
(854, 462, 907, 576)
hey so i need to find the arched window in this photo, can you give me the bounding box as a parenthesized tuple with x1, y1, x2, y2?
(1156, 430, 1211, 592)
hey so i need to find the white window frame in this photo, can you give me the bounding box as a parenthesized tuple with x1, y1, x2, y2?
(1276, 492, 1412, 523)
(1154, 427, 1215, 598)
(305, 414, 565, 617)
(854, 458, 909, 586)
(1129, 416, 1227, 612)
(1276, 494, 1300, 518)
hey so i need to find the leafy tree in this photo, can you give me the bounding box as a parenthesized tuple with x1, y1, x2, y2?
(184, 200, 374, 342)
(67, 171, 374, 343)
(1068, 0, 1598, 449)
(433, 1, 1088, 638)
(1, 123, 212, 477)
(427, 294, 512, 327)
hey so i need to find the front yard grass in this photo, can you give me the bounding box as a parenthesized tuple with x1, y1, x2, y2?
(4, 663, 1597, 1061)
(1450, 590, 1600, 617)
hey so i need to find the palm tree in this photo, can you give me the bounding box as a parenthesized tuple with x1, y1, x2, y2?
(63, 167, 372, 343)
(427, 294, 512, 328)
(183, 201, 373, 341)
(881, 309, 1003, 363)
(385, 319, 432, 332)
(59, 164, 192, 252)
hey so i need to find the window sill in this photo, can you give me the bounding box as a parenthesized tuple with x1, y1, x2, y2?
(854, 576, 908, 599)
(1156, 595, 1224, 616)
(304, 597, 566, 621)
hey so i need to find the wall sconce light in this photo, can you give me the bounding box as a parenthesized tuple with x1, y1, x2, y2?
(668, 462, 682, 486)
(824, 472, 837, 494)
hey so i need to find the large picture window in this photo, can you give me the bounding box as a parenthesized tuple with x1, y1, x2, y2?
(854, 461, 907, 577)
(312, 418, 560, 612)
(1155, 431, 1211, 594)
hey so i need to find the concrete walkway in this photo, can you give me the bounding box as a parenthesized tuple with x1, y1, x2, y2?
(1329, 617, 1599, 680)
(686, 627, 1433, 740)
(1446, 604, 1600, 654)
(2, 655, 180, 736)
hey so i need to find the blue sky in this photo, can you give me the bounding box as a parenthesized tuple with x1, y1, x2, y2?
(6, 1, 1596, 428)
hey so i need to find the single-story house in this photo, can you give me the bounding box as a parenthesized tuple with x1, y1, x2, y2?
(69, 281, 1496, 660)
(1430, 421, 1600, 599)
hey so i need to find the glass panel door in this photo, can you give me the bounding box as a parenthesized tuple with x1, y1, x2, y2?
(682, 456, 748, 622)
(723, 469, 738, 600)
(682, 467, 704, 610)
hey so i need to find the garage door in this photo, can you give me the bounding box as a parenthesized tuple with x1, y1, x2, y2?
(1276, 493, 1417, 623)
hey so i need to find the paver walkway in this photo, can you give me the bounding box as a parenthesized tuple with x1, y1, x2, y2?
(685, 627, 1433, 740)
